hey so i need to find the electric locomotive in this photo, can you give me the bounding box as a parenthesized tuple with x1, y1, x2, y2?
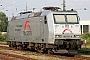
(7, 7, 83, 55)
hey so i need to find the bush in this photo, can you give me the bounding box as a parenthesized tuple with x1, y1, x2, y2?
(81, 33, 90, 44)
(0, 32, 7, 42)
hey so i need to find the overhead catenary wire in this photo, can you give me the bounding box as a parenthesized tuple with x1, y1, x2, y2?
(1, 0, 61, 12)
(0, 0, 24, 10)
(1, 0, 62, 17)
(23, 0, 61, 12)
(9, 0, 61, 13)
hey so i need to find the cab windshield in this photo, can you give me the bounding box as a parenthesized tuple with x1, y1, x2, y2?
(53, 14, 79, 24)
(54, 15, 66, 24)
(67, 15, 78, 24)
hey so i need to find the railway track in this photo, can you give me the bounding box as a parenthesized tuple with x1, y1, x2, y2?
(0, 52, 36, 60)
(0, 45, 36, 60)
(0, 44, 90, 60)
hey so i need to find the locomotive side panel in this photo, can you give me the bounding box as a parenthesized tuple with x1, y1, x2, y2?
(7, 17, 49, 43)
(29, 17, 40, 43)
(8, 20, 24, 42)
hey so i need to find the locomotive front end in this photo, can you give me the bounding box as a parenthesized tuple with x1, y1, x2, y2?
(52, 11, 83, 54)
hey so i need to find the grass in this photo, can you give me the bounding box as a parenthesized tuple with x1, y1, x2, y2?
(23, 52, 30, 55)
(0, 41, 7, 45)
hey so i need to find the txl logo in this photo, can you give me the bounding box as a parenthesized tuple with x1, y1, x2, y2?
(63, 28, 72, 33)
(24, 20, 32, 31)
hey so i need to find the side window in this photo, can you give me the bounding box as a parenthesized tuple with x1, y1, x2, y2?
(44, 16, 47, 24)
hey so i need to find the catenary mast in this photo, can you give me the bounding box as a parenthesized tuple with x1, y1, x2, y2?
(63, 0, 66, 11)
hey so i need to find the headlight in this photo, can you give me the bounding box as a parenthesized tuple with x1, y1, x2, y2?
(55, 35, 59, 38)
(75, 35, 80, 38)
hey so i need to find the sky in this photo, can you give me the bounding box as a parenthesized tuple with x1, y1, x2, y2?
(0, 0, 90, 20)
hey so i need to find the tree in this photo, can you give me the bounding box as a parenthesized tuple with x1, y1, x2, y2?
(81, 33, 90, 44)
(0, 32, 7, 42)
(0, 12, 8, 32)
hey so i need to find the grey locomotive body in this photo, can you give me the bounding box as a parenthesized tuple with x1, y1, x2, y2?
(7, 7, 83, 55)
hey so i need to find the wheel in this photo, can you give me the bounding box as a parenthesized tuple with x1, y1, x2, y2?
(48, 49, 53, 54)
(17, 45, 23, 50)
